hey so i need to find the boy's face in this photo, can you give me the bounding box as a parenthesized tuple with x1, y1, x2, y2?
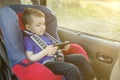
(26, 16, 46, 35)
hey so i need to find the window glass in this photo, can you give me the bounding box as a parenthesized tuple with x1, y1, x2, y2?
(47, 0, 120, 41)
(21, 0, 32, 4)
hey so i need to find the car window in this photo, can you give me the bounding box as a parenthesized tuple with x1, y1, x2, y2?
(47, 0, 120, 41)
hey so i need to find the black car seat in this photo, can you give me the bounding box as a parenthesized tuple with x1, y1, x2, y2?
(0, 38, 18, 80)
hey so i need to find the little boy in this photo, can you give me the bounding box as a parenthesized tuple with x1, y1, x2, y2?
(22, 8, 96, 80)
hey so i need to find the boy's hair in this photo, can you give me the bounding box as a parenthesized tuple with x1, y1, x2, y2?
(22, 8, 45, 26)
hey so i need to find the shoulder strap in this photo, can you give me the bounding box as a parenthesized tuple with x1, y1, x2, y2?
(30, 34, 48, 49)
(44, 32, 60, 43)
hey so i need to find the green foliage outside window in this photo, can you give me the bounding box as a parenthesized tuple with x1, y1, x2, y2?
(47, 0, 120, 41)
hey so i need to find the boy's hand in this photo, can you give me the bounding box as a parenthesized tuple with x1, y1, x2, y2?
(45, 45, 58, 55)
(63, 44, 70, 51)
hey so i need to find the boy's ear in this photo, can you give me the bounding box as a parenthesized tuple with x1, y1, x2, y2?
(25, 24, 31, 31)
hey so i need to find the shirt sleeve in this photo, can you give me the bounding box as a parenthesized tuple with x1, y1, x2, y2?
(23, 36, 34, 51)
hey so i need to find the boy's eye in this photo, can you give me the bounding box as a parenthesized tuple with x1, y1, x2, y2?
(36, 23, 45, 27)
(36, 24, 41, 27)
(36, 25, 41, 26)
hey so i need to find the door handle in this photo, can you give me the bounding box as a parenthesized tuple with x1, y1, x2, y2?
(96, 52, 113, 64)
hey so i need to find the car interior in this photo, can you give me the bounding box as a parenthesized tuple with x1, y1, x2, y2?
(0, 0, 120, 80)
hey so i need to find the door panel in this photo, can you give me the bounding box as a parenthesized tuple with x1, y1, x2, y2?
(110, 55, 120, 80)
(58, 27, 120, 80)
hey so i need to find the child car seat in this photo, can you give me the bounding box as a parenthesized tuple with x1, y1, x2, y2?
(0, 5, 63, 80)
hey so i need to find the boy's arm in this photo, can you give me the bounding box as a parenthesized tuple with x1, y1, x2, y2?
(26, 50, 48, 62)
(26, 45, 58, 62)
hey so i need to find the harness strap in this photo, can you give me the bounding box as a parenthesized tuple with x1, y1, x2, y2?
(31, 34, 48, 49)
(44, 32, 60, 43)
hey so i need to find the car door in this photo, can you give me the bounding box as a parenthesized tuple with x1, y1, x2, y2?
(58, 27, 120, 80)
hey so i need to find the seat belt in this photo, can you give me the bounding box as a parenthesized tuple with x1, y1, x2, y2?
(31, 34, 48, 49)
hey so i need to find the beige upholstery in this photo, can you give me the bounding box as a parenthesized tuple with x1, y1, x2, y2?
(110, 54, 120, 80)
